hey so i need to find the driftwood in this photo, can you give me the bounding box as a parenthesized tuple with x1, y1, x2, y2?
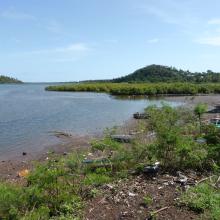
(196, 175, 220, 189)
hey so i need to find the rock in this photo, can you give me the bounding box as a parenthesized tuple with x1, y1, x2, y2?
(110, 135, 134, 143)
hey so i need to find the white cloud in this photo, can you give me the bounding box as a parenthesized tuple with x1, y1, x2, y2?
(208, 19, 220, 25)
(1, 9, 36, 20)
(144, 5, 178, 24)
(148, 38, 159, 44)
(24, 43, 90, 55)
(9, 43, 91, 63)
(63, 43, 89, 52)
(196, 36, 220, 46)
(137, 0, 198, 26)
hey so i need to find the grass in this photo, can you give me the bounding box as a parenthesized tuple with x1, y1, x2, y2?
(46, 82, 220, 96)
(181, 179, 220, 220)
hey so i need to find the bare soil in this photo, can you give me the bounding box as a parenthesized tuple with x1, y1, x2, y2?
(84, 173, 201, 220)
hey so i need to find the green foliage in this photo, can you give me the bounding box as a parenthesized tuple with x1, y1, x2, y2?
(194, 103, 208, 134)
(91, 136, 121, 152)
(204, 125, 220, 168)
(0, 156, 84, 220)
(194, 103, 208, 117)
(181, 181, 220, 220)
(143, 195, 153, 206)
(0, 75, 22, 83)
(46, 82, 220, 96)
(146, 105, 203, 169)
(83, 173, 111, 186)
(0, 183, 23, 219)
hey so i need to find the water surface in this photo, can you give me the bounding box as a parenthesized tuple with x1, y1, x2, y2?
(0, 84, 180, 158)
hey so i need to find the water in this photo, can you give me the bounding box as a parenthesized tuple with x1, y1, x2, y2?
(0, 84, 180, 158)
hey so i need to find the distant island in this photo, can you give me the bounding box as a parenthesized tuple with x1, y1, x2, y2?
(0, 75, 22, 84)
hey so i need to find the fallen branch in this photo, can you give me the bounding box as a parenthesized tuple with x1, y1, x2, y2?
(151, 206, 170, 215)
(196, 175, 215, 185)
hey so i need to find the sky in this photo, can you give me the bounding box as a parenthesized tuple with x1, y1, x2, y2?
(1, 0, 220, 82)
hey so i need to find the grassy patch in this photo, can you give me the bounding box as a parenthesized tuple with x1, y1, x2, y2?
(181, 179, 220, 220)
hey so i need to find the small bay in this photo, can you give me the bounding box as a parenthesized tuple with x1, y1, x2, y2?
(0, 83, 180, 158)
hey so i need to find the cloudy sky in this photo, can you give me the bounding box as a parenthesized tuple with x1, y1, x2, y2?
(1, 0, 220, 82)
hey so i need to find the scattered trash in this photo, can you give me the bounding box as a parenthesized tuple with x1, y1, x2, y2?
(128, 192, 136, 197)
(174, 171, 188, 185)
(133, 112, 149, 119)
(195, 138, 207, 144)
(143, 162, 160, 175)
(209, 117, 220, 128)
(18, 169, 29, 178)
(82, 158, 109, 164)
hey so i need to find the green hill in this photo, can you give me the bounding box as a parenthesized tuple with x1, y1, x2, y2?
(112, 64, 220, 83)
(0, 75, 22, 84)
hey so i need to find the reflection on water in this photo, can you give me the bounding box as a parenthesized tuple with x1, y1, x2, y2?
(0, 84, 181, 157)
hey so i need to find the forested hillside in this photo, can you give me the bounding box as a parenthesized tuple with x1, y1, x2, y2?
(112, 65, 220, 83)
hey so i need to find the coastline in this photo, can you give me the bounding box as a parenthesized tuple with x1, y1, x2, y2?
(1, 94, 219, 182)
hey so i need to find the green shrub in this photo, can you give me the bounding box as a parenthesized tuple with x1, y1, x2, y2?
(181, 181, 220, 220)
(83, 173, 112, 186)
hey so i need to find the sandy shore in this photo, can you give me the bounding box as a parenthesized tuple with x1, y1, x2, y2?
(1, 94, 219, 182)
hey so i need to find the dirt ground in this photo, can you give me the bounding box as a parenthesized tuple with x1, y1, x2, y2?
(84, 173, 202, 220)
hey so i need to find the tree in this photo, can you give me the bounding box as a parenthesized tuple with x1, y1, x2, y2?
(194, 103, 207, 134)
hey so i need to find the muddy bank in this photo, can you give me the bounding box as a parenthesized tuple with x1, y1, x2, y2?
(0, 134, 93, 182)
(162, 94, 220, 109)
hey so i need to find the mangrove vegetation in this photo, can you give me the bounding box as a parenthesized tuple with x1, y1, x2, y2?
(46, 82, 220, 96)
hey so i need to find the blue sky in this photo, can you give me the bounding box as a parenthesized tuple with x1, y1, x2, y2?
(1, 0, 220, 82)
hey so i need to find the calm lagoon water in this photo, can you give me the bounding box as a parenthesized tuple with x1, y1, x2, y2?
(0, 84, 180, 157)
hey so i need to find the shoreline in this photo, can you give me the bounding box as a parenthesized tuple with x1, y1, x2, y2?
(1, 94, 220, 182)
